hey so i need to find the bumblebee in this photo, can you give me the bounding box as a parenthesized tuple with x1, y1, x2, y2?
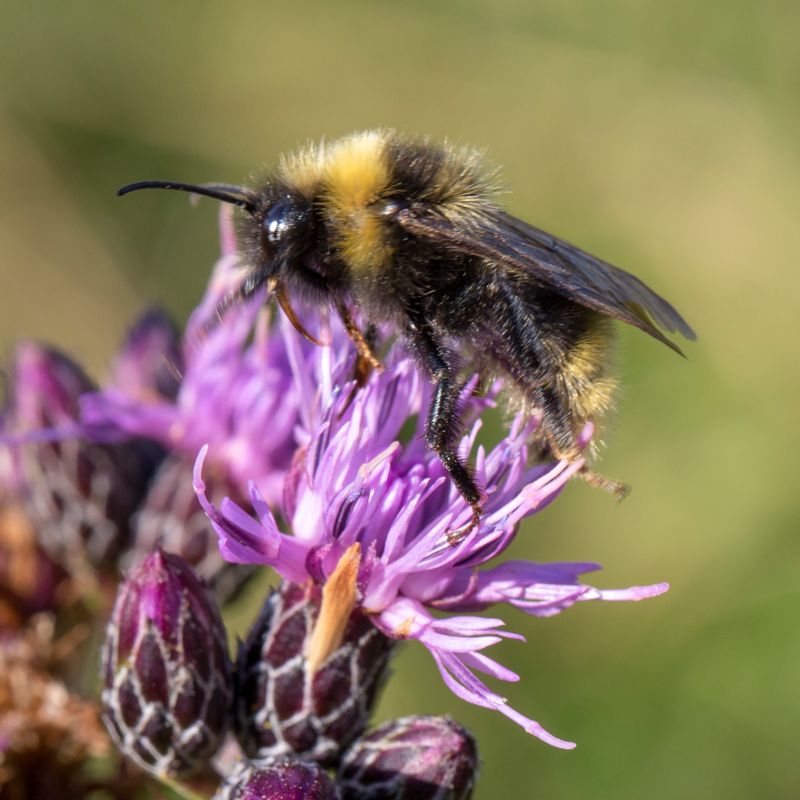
(119, 130, 695, 531)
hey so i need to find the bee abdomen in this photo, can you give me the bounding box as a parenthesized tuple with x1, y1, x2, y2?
(486, 282, 617, 456)
(555, 316, 618, 421)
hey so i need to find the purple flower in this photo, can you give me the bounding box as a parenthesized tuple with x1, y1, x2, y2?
(194, 339, 668, 749)
(80, 208, 315, 507)
(1, 209, 335, 593)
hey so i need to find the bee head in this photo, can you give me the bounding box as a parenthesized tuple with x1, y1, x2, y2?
(117, 178, 316, 281)
(116, 178, 324, 341)
(254, 188, 314, 280)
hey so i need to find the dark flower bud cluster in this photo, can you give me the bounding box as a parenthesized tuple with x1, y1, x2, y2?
(100, 556, 478, 798)
(101, 548, 232, 777)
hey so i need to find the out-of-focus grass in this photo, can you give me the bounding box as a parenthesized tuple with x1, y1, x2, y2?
(1, 2, 797, 797)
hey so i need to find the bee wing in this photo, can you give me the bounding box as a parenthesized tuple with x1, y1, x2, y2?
(395, 206, 696, 354)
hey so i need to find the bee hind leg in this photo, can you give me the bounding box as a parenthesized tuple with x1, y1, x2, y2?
(578, 467, 630, 501)
(537, 388, 630, 501)
(543, 440, 630, 501)
(407, 318, 483, 545)
(542, 430, 630, 502)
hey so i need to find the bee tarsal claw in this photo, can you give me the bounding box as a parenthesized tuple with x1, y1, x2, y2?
(445, 504, 482, 547)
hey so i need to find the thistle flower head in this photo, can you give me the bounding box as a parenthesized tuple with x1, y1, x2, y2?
(196, 337, 669, 748)
(8, 209, 320, 592)
(101, 549, 232, 776)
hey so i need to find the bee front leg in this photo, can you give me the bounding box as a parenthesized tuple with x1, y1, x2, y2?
(406, 318, 483, 544)
(336, 301, 383, 375)
(338, 323, 381, 418)
(351, 323, 379, 387)
(335, 303, 382, 417)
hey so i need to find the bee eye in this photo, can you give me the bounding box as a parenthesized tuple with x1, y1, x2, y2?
(262, 195, 311, 247)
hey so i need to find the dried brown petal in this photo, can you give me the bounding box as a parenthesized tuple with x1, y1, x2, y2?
(0, 618, 109, 794)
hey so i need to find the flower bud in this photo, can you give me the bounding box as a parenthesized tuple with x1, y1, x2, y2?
(130, 454, 255, 604)
(214, 758, 340, 800)
(337, 716, 479, 800)
(110, 307, 182, 402)
(101, 549, 232, 776)
(234, 581, 394, 767)
(10, 342, 163, 573)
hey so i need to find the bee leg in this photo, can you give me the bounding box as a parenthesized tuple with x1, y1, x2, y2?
(338, 324, 380, 418)
(578, 467, 630, 501)
(272, 280, 324, 345)
(336, 302, 383, 373)
(536, 388, 629, 501)
(353, 324, 381, 385)
(544, 437, 630, 501)
(406, 319, 483, 544)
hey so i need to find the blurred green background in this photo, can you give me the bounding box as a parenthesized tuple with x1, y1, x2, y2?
(1, 1, 798, 797)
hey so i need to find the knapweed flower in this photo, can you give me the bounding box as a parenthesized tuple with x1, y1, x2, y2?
(101, 549, 232, 777)
(338, 715, 478, 800)
(195, 340, 669, 749)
